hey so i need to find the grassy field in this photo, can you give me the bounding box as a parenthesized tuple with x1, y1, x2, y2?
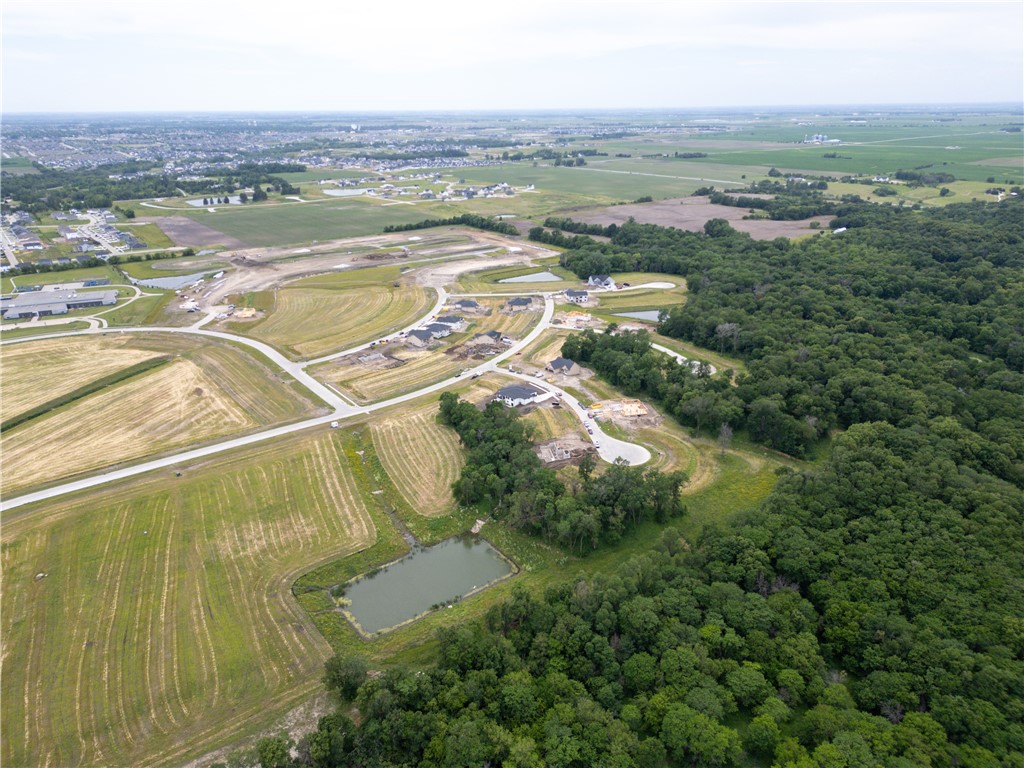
(523, 401, 587, 442)
(0, 334, 322, 494)
(242, 268, 432, 360)
(0, 430, 380, 768)
(370, 402, 463, 517)
(455, 262, 575, 293)
(316, 300, 540, 403)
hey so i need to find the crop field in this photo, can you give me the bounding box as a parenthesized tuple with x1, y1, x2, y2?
(174, 198, 465, 248)
(245, 280, 431, 360)
(455, 161, 734, 201)
(2, 359, 256, 493)
(370, 403, 463, 517)
(1, 335, 321, 494)
(0, 336, 163, 422)
(316, 303, 541, 403)
(0, 430, 378, 768)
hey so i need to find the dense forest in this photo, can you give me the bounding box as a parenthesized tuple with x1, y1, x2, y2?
(242, 199, 1022, 768)
(0, 161, 180, 211)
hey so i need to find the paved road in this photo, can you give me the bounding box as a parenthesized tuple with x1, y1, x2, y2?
(0, 285, 664, 510)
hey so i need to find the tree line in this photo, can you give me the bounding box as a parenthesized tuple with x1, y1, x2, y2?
(383, 214, 518, 236)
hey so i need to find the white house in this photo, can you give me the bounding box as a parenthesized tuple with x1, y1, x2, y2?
(494, 384, 545, 407)
(565, 289, 589, 304)
(587, 275, 616, 290)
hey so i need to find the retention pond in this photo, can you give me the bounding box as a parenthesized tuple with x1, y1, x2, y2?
(340, 535, 515, 635)
(613, 310, 663, 322)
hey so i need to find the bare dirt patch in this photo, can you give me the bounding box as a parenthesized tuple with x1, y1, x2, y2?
(572, 196, 831, 239)
(141, 216, 251, 249)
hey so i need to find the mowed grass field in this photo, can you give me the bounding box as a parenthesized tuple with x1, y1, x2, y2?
(316, 301, 541, 403)
(1, 335, 322, 494)
(0, 430, 379, 768)
(370, 403, 463, 517)
(243, 269, 432, 360)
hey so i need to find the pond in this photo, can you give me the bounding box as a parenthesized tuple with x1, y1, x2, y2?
(613, 310, 663, 322)
(340, 536, 515, 635)
(498, 271, 564, 283)
(322, 188, 367, 197)
(186, 196, 242, 207)
(129, 271, 210, 290)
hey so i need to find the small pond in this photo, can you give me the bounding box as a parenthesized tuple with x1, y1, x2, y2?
(186, 196, 242, 207)
(340, 536, 515, 634)
(498, 271, 564, 283)
(613, 310, 663, 322)
(129, 271, 210, 290)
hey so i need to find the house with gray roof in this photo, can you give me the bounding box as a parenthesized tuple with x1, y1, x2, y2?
(494, 384, 545, 407)
(546, 357, 580, 376)
(587, 275, 616, 289)
(565, 289, 589, 304)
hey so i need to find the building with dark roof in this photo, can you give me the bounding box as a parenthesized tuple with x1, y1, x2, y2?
(494, 384, 545, 407)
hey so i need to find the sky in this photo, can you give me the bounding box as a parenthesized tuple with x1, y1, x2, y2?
(2, 0, 1022, 113)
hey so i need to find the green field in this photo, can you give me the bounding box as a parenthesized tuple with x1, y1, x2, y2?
(0, 430, 383, 768)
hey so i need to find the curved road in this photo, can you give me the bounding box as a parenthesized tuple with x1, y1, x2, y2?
(1, 283, 673, 511)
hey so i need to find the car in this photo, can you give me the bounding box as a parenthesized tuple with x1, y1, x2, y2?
(594, 440, 601, 447)
(587, 428, 593, 434)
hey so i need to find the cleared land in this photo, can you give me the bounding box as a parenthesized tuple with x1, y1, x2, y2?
(1, 335, 322, 493)
(142, 215, 250, 249)
(0, 430, 378, 768)
(573, 196, 831, 238)
(370, 403, 463, 517)
(243, 274, 432, 360)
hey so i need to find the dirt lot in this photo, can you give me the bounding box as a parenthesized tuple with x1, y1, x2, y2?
(141, 215, 251, 249)
(572, 196, 831, 239)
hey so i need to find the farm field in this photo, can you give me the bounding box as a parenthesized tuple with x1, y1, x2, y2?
(0, 335, 163, 422)
(370, 402, 463, 517)
(0, 334, 322, 493)
(0, 430, 380, 768)
(242, 270, 432, 360)
(2, 359, 254, 493)
(314, 300, 541, 403)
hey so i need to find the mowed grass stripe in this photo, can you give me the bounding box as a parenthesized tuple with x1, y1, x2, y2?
(0, 432, 377, 767)
(247, 284, 430, 360)
(371, 406, 463, 517)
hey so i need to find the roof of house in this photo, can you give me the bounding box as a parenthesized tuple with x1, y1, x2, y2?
(424, 323, 451, 334)
(454, 299, 480, 307)
(565, 289, 589, 297)
(507, 297, 532, 307)
(589, 274, 612, 282)
(495, 384, 543, 401)
(436, 315, 463, 325)
(475, 330, 502, 340)
(548, 357, 576, 371)
(408, 329, 434, 341)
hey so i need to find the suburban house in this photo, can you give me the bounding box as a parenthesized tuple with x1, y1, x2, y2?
(469, 330, 504, 346)
(587, 275, 617, 290)
(454, 299, 480, 310)
(434, 315, 465, 330)
(493, 384, 545, 407)
(423, 323, 453, 339)
(565, 289, 589, 304)
(546, 357, 580, 376)
(505, 297, 534, 312)
(406, 329, 436, 347)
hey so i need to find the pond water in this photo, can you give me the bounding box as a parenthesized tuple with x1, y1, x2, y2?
(322, 188, 367, 197)
(129, 271, 210, 290)
(341, 536, 514, 634)
(186, 196, 242, 207)
(613, 310, 663, 322)
(498, 271, 564, 283)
